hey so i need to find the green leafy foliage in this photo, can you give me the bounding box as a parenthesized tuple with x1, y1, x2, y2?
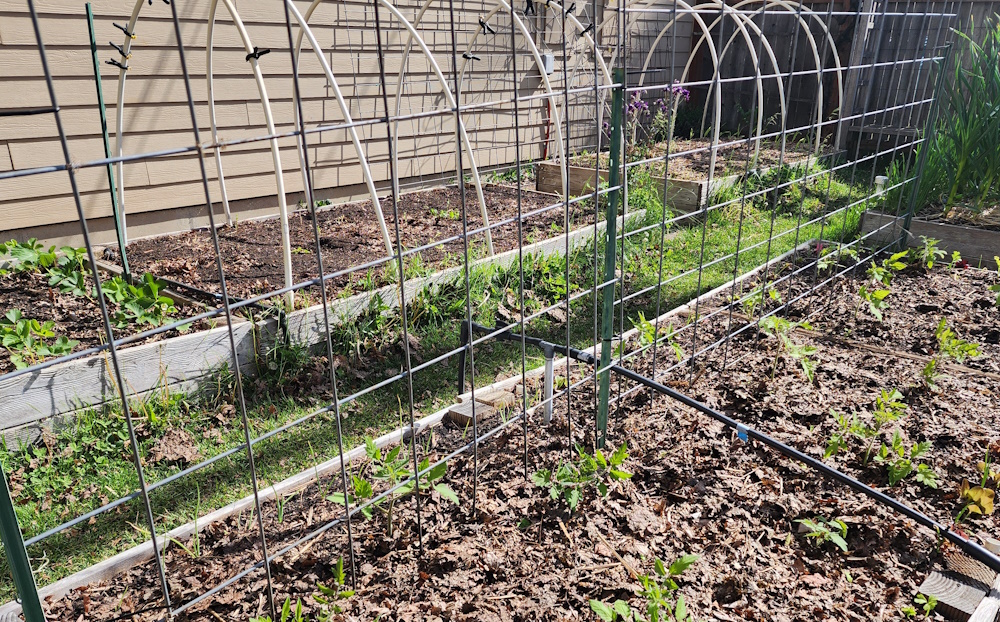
(314, 557, 356, 617)
(873, 430, 938, 487)
(46, 247, 91, 297)
(590, 554, 699, 622)
(532, 442, 632, 513)
(327, 437, 458, 536)
(914, 236, 946, 269)
(857, 285, 891, 321)
(0, 238, 57, 274)
(796, 516, 848, 552)
(923, 318, 981, 389)
(101, 273, 179, 329)
(823, 409, 863, 459)
(816, 244, 859, 273)
(250, 598, 307, 622)
(759, 316, 819, 383)
(0, 309, 78, 369)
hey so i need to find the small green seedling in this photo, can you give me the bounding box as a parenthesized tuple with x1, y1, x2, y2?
(914, 236, 945, 269)
(250, 598, 306, 622)
(857, 285, 891, 321)
(823, 409, 864, 459)
(759, 316, 819, 383)
(816, 244, 859, 272)
(796, 516, 848, 552)
(315, 557, 355, 615)
(590, 554, 699, 622)
(873, 430, 938, 487)
(532, 442, 632, 513)
(923, 318, 980, 389)
(857, 388, 908, 466)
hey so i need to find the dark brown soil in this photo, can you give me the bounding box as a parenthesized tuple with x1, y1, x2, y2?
(114, 184, 593, 303)
(0, 270, 205, 375)
(573, 138, 824, 181)
(42, 257, 1000, 622)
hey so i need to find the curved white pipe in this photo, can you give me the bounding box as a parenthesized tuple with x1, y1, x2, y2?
(112, 0, 145, 246)
(206, 0, 232, 225)
(689, 1, 824, 155)
(372, 0, 496, 253)
(454, 0, 614, 197)
(289, 1, 394, 256)
(638, 3, 769, 162)
(206, 0, 294, 306)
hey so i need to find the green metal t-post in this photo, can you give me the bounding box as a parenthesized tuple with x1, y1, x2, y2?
(86, 3, 130, 279)
(596, 69, 625, 449)
(0, 463, 45, 621)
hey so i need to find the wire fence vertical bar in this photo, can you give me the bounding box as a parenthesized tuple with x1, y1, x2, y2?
(165, 2, 277, 617)
(280, 0, 358, 588)
(0, 461, 44, 622)
(25, 0, 173, 614)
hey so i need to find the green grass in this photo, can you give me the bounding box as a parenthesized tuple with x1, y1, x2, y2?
(0, 160, 868, 601)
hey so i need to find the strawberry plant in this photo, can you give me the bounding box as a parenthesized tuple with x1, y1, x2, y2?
(532, 442, 632, 513)
(0, 238, 57, 274)
(101, 273, 179, 329)
(46, 246, 91, 297)
(0, 309, 78, 369)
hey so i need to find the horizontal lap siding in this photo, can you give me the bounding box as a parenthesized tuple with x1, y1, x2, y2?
(0, 0, 585, 237)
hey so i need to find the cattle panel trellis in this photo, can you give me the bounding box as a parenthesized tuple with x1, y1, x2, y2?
(2, 0, 1000, 619)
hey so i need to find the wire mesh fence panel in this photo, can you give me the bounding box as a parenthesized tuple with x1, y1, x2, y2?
(2, 0, 1000, 620)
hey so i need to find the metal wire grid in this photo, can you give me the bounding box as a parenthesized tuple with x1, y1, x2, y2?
(4, 0, 1000, 618)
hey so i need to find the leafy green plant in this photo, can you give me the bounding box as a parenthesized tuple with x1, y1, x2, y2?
(759, 316, 819, 382)
(924, 318, 980, 388)
(816, 244, 859, 272)
(866, 250, 909, 286)
(532, 442, 632, 513)
(0, 309, 78, 369)
(250, 598, 307, 622)
(857, 285, 891, 321)
(853, 389, 909, 466)
(935, 317, 980, 363)
(823, 409, 862, 459)
(46, 246, 91, 297)
(796, 516, 848, 552)
(329, 438, 458, 536)
(914, 236, 946, 269)
(873, 430, 938, 487)
(315, 557, 355, 617)
(902, 593, 939, 618)
(101, 273, 178, 328)
(0, 238, 56, 274)
(590, 554, 699, 622)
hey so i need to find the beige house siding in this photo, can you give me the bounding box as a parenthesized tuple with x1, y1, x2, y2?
(0, 0, 605, 245)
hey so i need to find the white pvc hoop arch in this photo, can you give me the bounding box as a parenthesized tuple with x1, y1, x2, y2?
(207, 0, 294, 304)
(636, 1, 784, 163)
(453, 0, 615, 197)
(286, 0, 394, 256)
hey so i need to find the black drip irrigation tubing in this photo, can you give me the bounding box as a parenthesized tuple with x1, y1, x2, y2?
(466, 321, 1000, 575)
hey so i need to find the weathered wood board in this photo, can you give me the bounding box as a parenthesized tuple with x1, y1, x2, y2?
(535, 160, 751, 215)
(860, 212, 1000, 270)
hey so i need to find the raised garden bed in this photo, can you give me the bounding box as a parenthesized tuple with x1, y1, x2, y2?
(12, 244, 1000, 621)
(861, 212, 1000, 270)
(0, 207, 642, 440)
(536, 138, 824, 212)
(112, 183, 590, 303)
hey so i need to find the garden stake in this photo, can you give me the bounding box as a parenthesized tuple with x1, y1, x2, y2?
(87, 3, 130, 279)
(0, 462, 45, 622)
(596, 68, 625, 449)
